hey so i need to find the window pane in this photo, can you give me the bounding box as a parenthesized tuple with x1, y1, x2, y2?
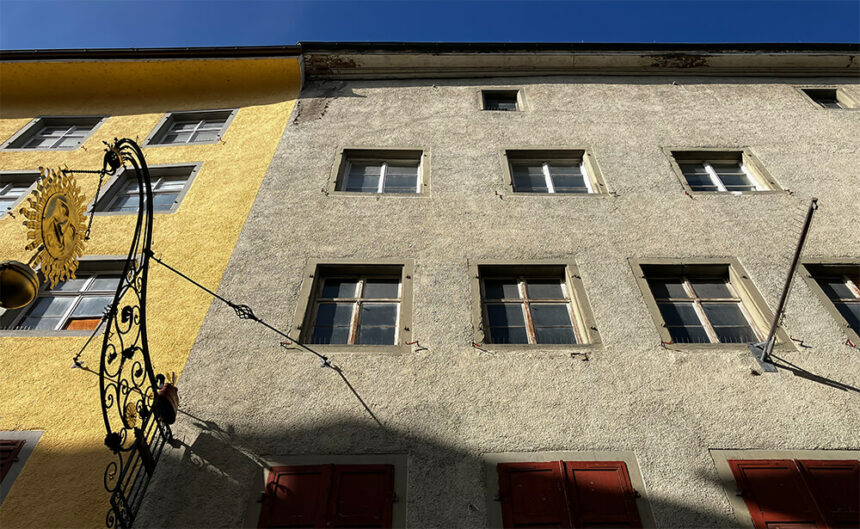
(71, 295, 113, 317)
(156, 179, 188, 192)
(344, 163, 381, 192)
(489, 326, 528, 344)
(526, 280, 564, 299)
(667, 326, 710, 344)
(23, 136, 55, 149)
(192, 130, 219, 143)
(111, 195, 139, 212)
(170, 121, 199, 132)
(835, 303, 860, 331)
(58, 136, 82, 148)
(818, 279, 856, 300)
(484, 94, 517, 111)
(712, 326, 758, 344)
(322, 279, 359, 298)
(383, 164, 418, 193)
(701, 303, 748, 326)
(362, 279, 399, 299)
(680, 163, 717, 191)
(530, 304, 572, 327)
(19, 316, 63, 330)
(486, 304, 526, 328)
(162, 132, 192, 144)
(511, 164, 548, 193)
(152, 193, 178, 211)
(201, 119, 227, 128)
(484, 279, 520, 299)
(359, 303, 397, 326)
(690, 280, 732, 299)
(1, 198, 16, 210)
(88, 276, 121, 292)
(549, 165, 588, 193)
(657, 302, 700, 326)
(26, 296, 74, 318)
(311, 326, 349, 345)
(314, 303, 354, 326)
(648, 279, 688, 299)
(54, 277, 90, 292)
(357, 326, 396, 345)
(535, 327, 577, 344)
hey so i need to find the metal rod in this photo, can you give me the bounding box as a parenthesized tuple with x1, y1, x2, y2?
(761, 197, 818, 362)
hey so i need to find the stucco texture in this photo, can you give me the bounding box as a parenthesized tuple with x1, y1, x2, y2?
(0, 58, 299, 528)
(146, 77, 859, 528)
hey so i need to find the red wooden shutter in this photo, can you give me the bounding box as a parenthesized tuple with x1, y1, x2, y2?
(258, 465, 331, 528)
(728, 459, 826, 529)
(564, 461, 642, 528)
(0, 440, 25, 481)
(497, 461, 572, 528)
(797, 460, 860, 528)
(327, 464, 394, 528)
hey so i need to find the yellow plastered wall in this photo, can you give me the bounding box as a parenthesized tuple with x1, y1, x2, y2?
(0, 57, 300, 528)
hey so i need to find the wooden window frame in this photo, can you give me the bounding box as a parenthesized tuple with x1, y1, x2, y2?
(480, 276, 580, 345)
(0, 171, 39, 219)
(292, 259, 414, 354)
(664, 148, 782, 195)
(307, 275, 402, 346)
(484, 451, 656, 529)
(502, 149, 608, 196)
(630, 257, 791, 350)
(142, 109, 238, 147)
(710, 449, 860, 529)
(649, 274, 762, 344)
(800, 261, 860, 345)
(90, 163, 201, 216)
(341, 158, 421, 194)
(0, 116, 107, 151)
(328, 147, 429, 197)
(470, 261, 601, 351)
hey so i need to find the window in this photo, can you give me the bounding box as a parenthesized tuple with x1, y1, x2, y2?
(801, 88, 858, 109)
(0, 431, 42, 506)
(0, 172, 38, 217)
(1, 116, 105, 150)
(144, 109, 236, 145)
(93, 164, 199, 214)
(802, 263, 860, 343)
(0, 441, 25, 481)
(332, 149, 426, 195)
(632, 259, 781, 347)
(504, 150, 606, 194)
(728, 459, 859, 529)
(257, 464, 394, 528)
(668, 150, 780, 194)
(482, 90, 520, 111)
(0, 262, 122, 332)
(497, 461, 643, 528)
(295, 261, 413, 351)
(472, 263, 599, 347)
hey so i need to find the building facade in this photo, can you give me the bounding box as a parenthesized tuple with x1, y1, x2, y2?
(0, 48, 301, 527)
(135, 44, 859, 529)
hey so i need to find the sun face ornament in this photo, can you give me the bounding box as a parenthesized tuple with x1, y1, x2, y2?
(20, 166, 88, 288)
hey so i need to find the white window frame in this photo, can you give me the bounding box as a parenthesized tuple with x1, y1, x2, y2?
(91, 163, 201, 215)
(144, 109, 237, 147)
(510, 158, 594, 194)
(341, 158, 421, 194)
(3, 271, 121, 332)
(1, 116, 106, 151)
(678, 159, 768, 193)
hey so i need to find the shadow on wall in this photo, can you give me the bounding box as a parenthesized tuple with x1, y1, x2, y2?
(133, 413, 742, 529)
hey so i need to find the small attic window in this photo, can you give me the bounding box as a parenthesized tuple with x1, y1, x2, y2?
(482, 91, 520, 111)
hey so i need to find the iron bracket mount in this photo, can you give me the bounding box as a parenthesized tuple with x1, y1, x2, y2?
(748, 342, 778, 373)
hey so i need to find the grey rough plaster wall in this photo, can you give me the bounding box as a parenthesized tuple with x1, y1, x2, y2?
(138, 76, 860, 528)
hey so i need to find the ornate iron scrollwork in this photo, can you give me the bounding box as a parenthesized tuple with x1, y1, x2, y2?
(96, 139, 172, 529)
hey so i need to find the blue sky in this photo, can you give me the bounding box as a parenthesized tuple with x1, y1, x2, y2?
(1, 1, 858, 50)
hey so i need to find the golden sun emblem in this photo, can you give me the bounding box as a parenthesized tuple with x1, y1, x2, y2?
(20, 167, 88, 288)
